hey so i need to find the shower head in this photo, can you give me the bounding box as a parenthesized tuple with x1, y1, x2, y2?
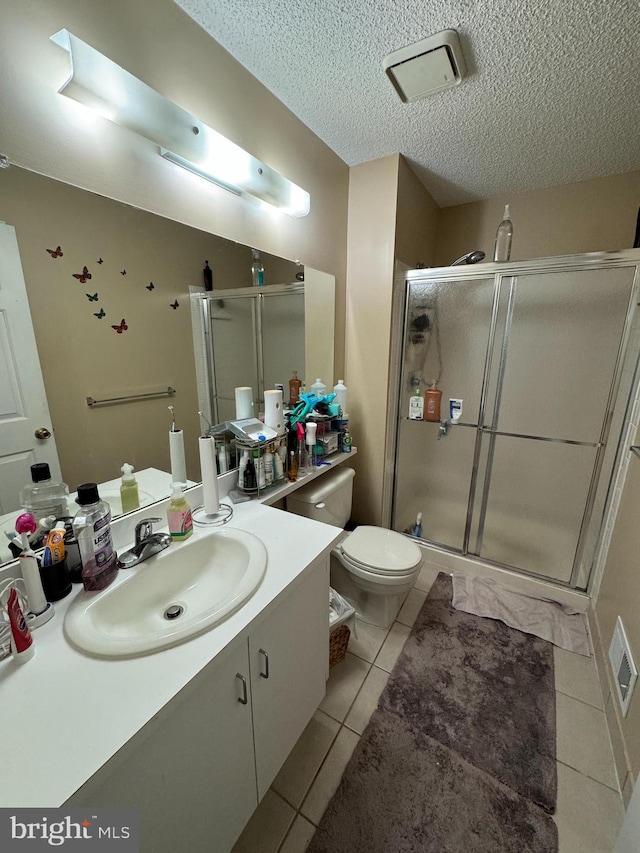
(451, 251, 485, 266)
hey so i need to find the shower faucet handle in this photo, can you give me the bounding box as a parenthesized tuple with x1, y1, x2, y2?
(437, 419, 451, 440)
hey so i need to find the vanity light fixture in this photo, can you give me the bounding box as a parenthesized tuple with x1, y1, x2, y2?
(50, 29, 310, 217)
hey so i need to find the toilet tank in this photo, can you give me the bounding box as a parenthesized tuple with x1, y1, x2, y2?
(286, 467, 355, 528)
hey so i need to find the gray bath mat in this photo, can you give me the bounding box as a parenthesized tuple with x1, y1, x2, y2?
(307, 572, 558, 853)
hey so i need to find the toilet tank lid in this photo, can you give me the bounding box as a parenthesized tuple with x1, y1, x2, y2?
(342, 526, 422, 572)
(287, 466, 355, 504)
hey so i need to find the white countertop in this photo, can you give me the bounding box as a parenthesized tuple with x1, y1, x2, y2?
(0, 470, 349, 807)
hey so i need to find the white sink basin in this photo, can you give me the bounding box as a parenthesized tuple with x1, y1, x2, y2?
(64, 527, 267, 658)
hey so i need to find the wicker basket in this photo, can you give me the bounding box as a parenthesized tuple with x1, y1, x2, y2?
(329, 624, 351, 667)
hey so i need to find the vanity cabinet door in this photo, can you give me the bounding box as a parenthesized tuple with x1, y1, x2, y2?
(67, 638, 257, 853)
(249, 555, 329, 799)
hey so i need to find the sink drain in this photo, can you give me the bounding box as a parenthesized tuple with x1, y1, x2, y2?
(164, 604, 184, 620)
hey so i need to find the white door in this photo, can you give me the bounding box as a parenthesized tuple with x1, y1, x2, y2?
(0, 222, 61, 514)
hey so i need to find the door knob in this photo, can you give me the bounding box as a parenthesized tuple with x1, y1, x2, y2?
(35, 427, 52, 440)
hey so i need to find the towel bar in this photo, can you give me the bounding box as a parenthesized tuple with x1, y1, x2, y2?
(87, 387, 176, 408)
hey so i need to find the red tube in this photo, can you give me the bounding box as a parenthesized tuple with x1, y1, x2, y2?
(7, 588, 34, 660)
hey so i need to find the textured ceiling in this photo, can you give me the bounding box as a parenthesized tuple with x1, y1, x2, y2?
(175, 0, 640, 207)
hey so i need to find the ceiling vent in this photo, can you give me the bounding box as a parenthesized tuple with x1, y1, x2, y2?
(383, 30, 466, 103)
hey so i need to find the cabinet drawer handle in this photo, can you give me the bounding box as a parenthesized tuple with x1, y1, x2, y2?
(236, 673, 248, 705)
(259, 648, 270, 679)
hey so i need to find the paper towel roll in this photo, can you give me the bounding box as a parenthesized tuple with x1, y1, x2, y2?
(169, 429, 187, 484)
(199, 436, 220, 515)
(235, 387, 254, 420)
(264, 389, 284, 435)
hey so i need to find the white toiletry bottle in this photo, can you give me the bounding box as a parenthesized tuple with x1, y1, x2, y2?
(264, 448, 274, 486)
(253, 450, 266, 489)
(273, 446, 285, 481)
(333, 380, 348, 414)
(73, 483, 117, 592)
(493, 204, 513, 261)
(409, 389, 424, 420)
(310, 378, 327, 398)
(238, 449, 250, 490)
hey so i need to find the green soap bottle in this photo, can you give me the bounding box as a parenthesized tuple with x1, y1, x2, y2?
(120, 463, 140, 514)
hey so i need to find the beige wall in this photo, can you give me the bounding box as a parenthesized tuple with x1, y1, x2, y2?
(395, 157, 440, 269)
(0, 0, 349, 377)
(595, 427, 640, 782)
(345, 156, 400, 524)
(345, 155, 439, 524)
(435, 171, 640, 266)
(1, 167, 301, 489)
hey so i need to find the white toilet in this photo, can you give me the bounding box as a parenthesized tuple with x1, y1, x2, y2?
(286, 467, 422, 628)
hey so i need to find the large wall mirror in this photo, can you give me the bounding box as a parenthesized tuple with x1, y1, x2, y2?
(0, 165, 334, 567)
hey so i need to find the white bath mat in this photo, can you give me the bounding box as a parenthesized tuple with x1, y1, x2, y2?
(451, 573, 591, 656)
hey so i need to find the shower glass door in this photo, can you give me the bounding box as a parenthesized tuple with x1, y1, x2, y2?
(393, 276, 496, 549)
(392, 257, 638, 589)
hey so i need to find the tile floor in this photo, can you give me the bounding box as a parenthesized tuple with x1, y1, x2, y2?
(232, 562, 627, 853)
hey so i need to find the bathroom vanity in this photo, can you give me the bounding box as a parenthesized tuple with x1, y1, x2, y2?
(0, 484, 347, 852)
(67, 541, 329, 851)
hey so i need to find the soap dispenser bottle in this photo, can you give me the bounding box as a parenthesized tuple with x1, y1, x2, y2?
(409, 388, 424, 420)
(167, 483, 193, 541)
(424, 381, 442, 422)
(120, 463, 140, 513)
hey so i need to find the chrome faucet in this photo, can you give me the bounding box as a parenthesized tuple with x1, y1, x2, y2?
(117, 517, 172, 569)
(437, 419, 451, 440)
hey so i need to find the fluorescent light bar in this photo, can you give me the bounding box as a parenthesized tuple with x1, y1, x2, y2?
(160, 149, 242, 196)
(50, 29, 310, 217)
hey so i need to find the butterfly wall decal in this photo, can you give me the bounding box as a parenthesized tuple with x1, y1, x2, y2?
(94, 308, 106, 319)
(46, 246, 63, 258)
(170, 300, 179, 309)
(111, 319, 128, 334)
(72, 266, 92, 283)
(97, 258, 104, 264)
(120, 270, 127, 276)
(86, 293, 99, 302)
(146, 282, 155, 291)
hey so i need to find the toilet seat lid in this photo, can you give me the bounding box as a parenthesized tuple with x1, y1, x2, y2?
(342, 526, 422, 574)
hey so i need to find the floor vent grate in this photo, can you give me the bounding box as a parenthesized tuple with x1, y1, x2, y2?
(609, 616, 637, 716)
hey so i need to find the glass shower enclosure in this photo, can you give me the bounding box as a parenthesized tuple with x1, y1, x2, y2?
(391, 251, 640, 590)
(194, 282, 305, 425)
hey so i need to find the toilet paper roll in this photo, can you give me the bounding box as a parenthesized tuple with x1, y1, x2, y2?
(235, 387, 254, 420)
(264, 389, 284, 435)
(169, 429, 187, 485)
(199, 436, 220, 515)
